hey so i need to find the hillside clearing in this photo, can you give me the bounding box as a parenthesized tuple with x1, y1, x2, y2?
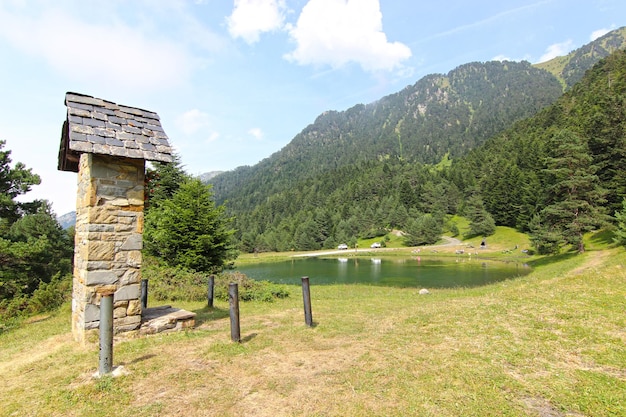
(1, 248, 625, 416)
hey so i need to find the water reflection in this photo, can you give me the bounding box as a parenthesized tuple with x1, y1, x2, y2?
(237, 256, 531, 289)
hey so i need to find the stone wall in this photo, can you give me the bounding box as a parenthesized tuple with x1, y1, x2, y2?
(72, 153, 145, 343)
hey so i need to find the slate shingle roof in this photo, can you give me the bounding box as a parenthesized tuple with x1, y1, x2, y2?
(58, 92, 174, 172)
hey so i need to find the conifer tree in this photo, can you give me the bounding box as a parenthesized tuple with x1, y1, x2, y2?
(144, 178, 237, 273)
(612, 198, 626, 246)
(0, 140, 42, 225)
(533, 129, 607, 253)
(145, 153, 188, 210)
(463, 191, 496, 238)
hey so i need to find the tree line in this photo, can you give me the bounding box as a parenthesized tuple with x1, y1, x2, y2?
(0, 140, 74, 324)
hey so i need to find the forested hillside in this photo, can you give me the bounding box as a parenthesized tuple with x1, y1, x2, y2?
(207, 29, 626, 254)
(453, 49, 626, 252)
(536, 26, 626, 89)
(212, 60, 562, 209)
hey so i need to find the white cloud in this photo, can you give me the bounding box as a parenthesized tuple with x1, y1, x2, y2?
(284, 0, 411, 72)
(590, 28, 610, 41)
(538, 39, 574, 63)
(177, 109, 211, 135)
(248, 127, 264, 140)
(227, 0, 286, 44)
(492, 54, 512, 62)
(0, 6, 193, 91)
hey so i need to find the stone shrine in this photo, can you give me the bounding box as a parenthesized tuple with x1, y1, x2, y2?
(58, 92, 176, 343)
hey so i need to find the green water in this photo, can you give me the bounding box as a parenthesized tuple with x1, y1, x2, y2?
(236, 256, 531, 288)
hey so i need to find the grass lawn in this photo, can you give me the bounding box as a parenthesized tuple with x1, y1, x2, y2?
(1, 244, 625, 416)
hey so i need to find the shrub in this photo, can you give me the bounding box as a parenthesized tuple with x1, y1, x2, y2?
(215, 271, 290, 302)
(27, 273, 72, 313)
(0, 272, 72, 334)
(142, 257, 290, 303)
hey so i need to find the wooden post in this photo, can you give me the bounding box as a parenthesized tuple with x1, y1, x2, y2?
(302, 276, 313, 327)
(228, 283, 240, 342)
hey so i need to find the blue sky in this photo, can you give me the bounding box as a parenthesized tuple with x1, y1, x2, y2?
(0, 0, 624, 215)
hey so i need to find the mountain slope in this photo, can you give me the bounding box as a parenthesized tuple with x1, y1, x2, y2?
(453, 48, 626, 227)
(212, 60, 562, 210)
(204, 27, 626, 252)
(535, 26, 626, 89)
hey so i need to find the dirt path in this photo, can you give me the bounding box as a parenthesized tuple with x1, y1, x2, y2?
(292, 235, 462, 258)
(569, 249, 613, 276)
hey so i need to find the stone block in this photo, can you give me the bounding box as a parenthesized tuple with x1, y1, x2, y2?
(73, 284, 97, 303)
(120, 269, 141, 285)
(87, 241, 115, 260)
(178, 318, 196, 329)
(88, 207, 118, 224)
(127, 299, 142, 316)
(116, 180, 138, 188)
(136, 214, 144, 233)
(127, 250, 142, 268)
(85, 270, 118, 286)
(121, 205, 143, 213)
(126, 188, 144, 205)
(84, 303, 100, 322)
(118, 210, 138, 218)
(114, 315, 141, 333)
(115, 223, 134, 233)
(121, 234, 143, 250)
(109, 198, 130, 206)
(98, 232, 119, 242)
(96, 285, 117, 297)
(88, 224, 115, 233)
(87, 261, 111, 271)
(114, 284, 140, 301)
(91, 161, 120, 179)
(114, 306, 127, 319)
(98, 184, 127, 198)
(118, 216, 134, 225)
(85, 321, 100, 330)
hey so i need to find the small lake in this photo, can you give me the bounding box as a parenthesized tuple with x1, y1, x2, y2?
(236, 256, 531, 289)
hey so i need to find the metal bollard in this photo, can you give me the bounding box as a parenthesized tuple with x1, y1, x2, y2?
(140, 279, 148, 310)
(207, 275, 215, 308)
(302, 276, 313, 327)
(228, 283, 241, 342)
(99, 293, 114, 376)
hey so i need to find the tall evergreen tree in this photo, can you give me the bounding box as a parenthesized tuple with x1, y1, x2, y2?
(1, 141, 73, 301)
(145, 153, 188, 210)
(463, 191, 496, 238)
(0, 140, 42, 225)
(143, 178, 238, 273)
(403, 214, 441, 246)
(533, 129, 607, 253)
(612, 198, 626, 246)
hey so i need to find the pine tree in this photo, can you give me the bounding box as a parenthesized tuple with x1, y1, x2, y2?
(403, 214, 441, 246)
(534, 129, 607, 253)
(463, 191, 496, 238)
(0, 140, 42, 225)
(143, 178, 238, 273)
(1, 141, 72, 301)
(612, 198, 626, 246)
(145, 153, 188, 210)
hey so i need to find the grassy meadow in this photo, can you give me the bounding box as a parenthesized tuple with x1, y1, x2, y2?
(1, 231, 625, 416)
